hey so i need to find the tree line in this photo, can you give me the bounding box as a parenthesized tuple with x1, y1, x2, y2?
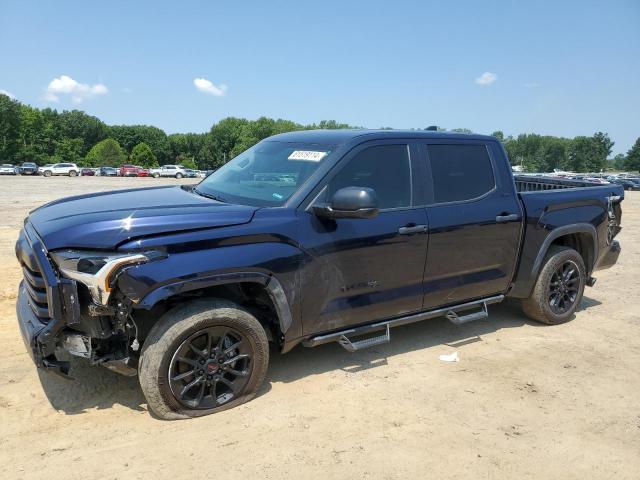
(1, 93, 638, 172)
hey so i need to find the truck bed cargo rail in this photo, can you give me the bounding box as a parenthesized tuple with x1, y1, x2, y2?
(514, 175, 602, 192)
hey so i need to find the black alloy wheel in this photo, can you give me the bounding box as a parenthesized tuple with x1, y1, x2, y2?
(168, 327, 252, 409)
(547, 260, 581, 315)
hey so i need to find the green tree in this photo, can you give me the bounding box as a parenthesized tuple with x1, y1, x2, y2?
(491, 130, 505, 142)
(57, 110, 107, 156)
(209, 117, 249, 164)
(0, 93, 21, 162)
(85, 138, 126, 167)
(625, 138, 640, 172)
(179, 157, 197, 170)
(54, 137, 84, 164)
(610, 153, 626, 170)
(130, 142, 157, 167)
(196, 142, 216, 169)
(168, 133, 206, 164)
(108, 125, 171, 163)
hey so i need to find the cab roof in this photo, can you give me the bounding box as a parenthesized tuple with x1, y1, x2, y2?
(266, 129, 496, 145)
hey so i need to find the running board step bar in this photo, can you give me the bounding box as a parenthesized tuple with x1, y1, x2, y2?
(446, 302, 488, 325)
(338, 324, 390, 352)
(303, 295, 503, 352)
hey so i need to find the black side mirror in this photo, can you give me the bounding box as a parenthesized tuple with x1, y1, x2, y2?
(312, 186, 379, 219)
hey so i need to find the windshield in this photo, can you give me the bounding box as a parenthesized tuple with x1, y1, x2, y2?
(196, 141, 334, 206)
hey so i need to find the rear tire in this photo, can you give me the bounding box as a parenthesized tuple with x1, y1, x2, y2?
(139, 299, 269, 420)
(69, 170, 77, 177)
(521, 246, 586, 324)
(175, 172, 183, 179)
(153, 173, 160, 178)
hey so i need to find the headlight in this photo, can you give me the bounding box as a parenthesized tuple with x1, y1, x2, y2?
(50, 250, 163, 305)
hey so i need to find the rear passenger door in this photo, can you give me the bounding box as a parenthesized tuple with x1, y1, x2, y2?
(420, 140, 523, 308)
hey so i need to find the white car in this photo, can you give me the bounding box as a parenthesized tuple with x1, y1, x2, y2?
(149, 165, 188, 178)
(41, 163, 79, 177)
(0, 164, 17, 175)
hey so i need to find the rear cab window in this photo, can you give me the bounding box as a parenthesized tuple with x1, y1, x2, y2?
(426, 144, 495, 203)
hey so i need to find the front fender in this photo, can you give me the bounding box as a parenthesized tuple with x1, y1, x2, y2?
(136, 271, 293, 334)
(116, 241, 303, 340)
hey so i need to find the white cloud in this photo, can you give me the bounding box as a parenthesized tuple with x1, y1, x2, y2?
(43, 75, 108, 103)
(524, 82, 541, 88)
(0, 89, 15, 99)
(475, 71, 497, 86)
(193, 77, 227, 96)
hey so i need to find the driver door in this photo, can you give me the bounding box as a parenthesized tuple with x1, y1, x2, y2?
(298, 141, 429, 335)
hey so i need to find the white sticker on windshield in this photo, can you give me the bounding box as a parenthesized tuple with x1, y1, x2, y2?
(288, 150, 327, 162)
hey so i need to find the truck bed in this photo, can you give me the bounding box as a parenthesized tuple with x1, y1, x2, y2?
(514, 175, 608, 192)
(509, 175, 624, 298)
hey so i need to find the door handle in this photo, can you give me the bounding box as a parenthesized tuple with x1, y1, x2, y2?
(496, 213, 519, 223)
(398, 224, 428, 235)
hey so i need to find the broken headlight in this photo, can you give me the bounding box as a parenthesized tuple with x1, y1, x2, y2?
(50, 250, 164, 305)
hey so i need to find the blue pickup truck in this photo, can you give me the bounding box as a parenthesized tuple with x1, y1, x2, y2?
(15, 130, 623, 419)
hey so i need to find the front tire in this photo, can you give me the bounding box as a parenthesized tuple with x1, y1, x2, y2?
(522, 246, 586, 324)
(175, 172, 183, 179)
(139, 299, 269, 420)
(153, 173, 160, 178)
(43, 170, 52, 177)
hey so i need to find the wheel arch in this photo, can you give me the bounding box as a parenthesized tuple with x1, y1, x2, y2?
(134, 271, 293, 343)
(532, 223, 597, 277)
(509, 223, 598, 299)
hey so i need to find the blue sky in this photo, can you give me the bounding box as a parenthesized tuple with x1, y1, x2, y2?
(1, 0, 638, 155)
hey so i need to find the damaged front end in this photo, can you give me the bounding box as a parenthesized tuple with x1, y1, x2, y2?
(15, 222, 161, 378)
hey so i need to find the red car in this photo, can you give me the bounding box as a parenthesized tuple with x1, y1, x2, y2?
(119, 164, 138, 177)
(137, 168, 150, 177)
(80, 168, 95, 176)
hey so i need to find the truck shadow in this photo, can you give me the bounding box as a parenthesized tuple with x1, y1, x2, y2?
(36, 296, 601, 415)
(266, 296, 602, 384)
(37, 359, 147, 415)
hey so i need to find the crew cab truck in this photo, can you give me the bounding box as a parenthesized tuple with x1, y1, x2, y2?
(15, 130, 623, 419)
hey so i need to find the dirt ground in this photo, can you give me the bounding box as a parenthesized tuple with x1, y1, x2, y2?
(0, 176, 638, 480)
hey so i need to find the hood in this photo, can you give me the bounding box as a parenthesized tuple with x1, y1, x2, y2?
(28, 186, 258, 250)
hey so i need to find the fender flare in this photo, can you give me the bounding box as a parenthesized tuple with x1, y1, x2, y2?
(531, 223, 598, 278)
(134, 271, 293, 335)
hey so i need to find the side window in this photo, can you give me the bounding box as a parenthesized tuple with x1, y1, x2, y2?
(325, 144, 411, 209)
(427, 144, 495, 203)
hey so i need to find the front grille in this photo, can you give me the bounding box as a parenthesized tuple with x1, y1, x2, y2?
(16, 227, 52, 323)
(23, 265, 50, 321)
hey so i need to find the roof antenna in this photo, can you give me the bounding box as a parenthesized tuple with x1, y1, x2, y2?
(425, 125, 438, 131)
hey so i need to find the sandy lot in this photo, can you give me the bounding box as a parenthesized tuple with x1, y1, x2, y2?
(0, 176, 638, 480)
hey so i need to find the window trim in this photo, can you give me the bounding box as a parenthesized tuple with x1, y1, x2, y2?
(422, 141, 499, 207)
(300, 139, 416, 213)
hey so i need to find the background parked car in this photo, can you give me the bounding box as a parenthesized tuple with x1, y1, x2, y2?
(80, 168, 96, 176)
(98, 166, 118, 176)
(608, 177, 640, 190)
(17, 162, 38, 175)
(41, 163, 79, 177)
(37, 164, 53, 175)
(0, 164, 17, 175)
(119, 164, 139, 177)
(182, 169, 199, 178)
(149, 164, 188, 178)
(137, 167, 150, 177)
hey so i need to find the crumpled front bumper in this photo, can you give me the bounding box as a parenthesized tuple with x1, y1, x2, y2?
(16, 281, 46, 364)
(15, 223, 79, 376)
